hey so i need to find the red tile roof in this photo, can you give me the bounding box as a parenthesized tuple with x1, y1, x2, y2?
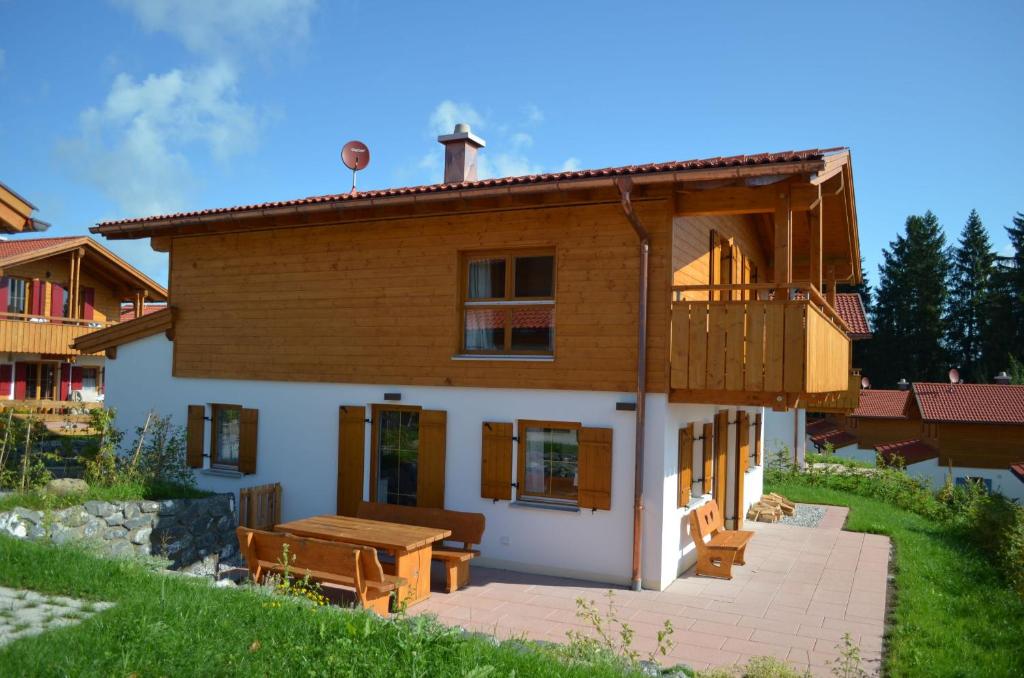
(834, 293, 871, 339)
(1010, 463, 1024, 483)
(806, 418, 839, 435)
(0, 236, 82, 262)
(94, 148, 844, 230)
(809, 428, 858, 450)
(466, 307, 553, 330)
(851, 389, 912, 419)
(120, 303, 169, 322)
(875, 439, 938, 465)
(912, 382, 1024, 425)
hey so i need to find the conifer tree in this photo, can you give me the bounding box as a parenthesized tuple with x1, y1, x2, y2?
(869, 211, 950, 386)
(839, 259, 873, 373)
(945, 210, 995, 382)
(985, 212, 1024, 375)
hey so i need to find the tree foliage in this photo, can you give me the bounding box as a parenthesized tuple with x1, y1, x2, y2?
(945, 210, 996, 382)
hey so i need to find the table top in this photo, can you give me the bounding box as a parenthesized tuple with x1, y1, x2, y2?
(276, 515, 451, 552)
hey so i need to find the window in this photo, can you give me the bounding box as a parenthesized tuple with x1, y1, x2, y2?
(462, 251, 555, 355)
(211, 404, 242, 468)
(23, 363, 58, 400)
(6, 278, 27, 315)
(955, 476, 992, 492)
(517, 420, 580, 503)
(375, 407, 421, 506)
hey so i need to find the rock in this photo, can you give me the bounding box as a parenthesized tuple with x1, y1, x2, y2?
(157, 500, 179, 517)
(62, 509, 90, 528)
(108, 540, 134, 558)
(139, 501, 160, 513)
(27, 524, 47, 539)
(83, 518, 105, 539)
(83, 500, 115, 517)
(14, 508, 43, 525)
(104, 527, 128, 540)
(124, 504, 142, 520)
(51, 525, 84, 545)
(0, 512, 29, 538)
(104, 512, 125, 526)
(129, 527, 153, 545)
(44, 478, 88, 496)
(214, 578, 236, 588)
(123, 515, 154, 530)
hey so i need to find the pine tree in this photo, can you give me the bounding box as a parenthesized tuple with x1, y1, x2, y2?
(839, 259, 873, 373)
(869, 211, 950, 386)
(945, 210, 995, 382)
(985, 212, 1024, 375)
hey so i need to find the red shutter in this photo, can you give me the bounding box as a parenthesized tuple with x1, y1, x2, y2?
(0, 278, 8, 314)
(71, 366, 83, 392)
(82, 288, 95, 320)
(50, 284, 64, 319)
(30, 281, 42, 316)
(14, 363, 27, 400)
(59, 363, 72, 401)
(0, 364, 12, 398)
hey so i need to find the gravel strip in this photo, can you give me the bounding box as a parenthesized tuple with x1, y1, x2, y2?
(778, 504, 826, 528)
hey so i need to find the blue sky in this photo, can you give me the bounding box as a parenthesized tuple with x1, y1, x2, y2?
(1, 1, 1022, 286)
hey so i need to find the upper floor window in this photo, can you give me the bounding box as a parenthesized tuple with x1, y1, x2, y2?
(462, 251, 555, 355)
(5, 278, 27, 315)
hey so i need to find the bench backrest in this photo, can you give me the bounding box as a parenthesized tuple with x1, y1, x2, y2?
(236, 527, 386, 589)
(690, 499, 724, 543)
(356, 501, 485, 547)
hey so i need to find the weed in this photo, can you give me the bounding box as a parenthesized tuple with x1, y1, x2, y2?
(563, 590, 675, 668)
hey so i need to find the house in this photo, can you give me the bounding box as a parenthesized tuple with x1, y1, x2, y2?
(74, 127, 862, 590)
(0, 182, 167, 404)
(811, 381, 1024, 500)
(762, 292, 870, 466)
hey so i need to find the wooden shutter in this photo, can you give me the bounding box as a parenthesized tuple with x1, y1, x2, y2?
(186, 405, 205, 468)
(82, 288, 95, 320)
(678, 423, 694, 507)
(59, 363, 71, 401)
(702, 422, 713, 494)
(337, 405, 366, 516)
(49, 283, 63, 318)
(0, 364, 12, 398)
(0, 277, 8, 312)
(481, 422, 513, 500)
(734, 411, 749, 529)
(714, 411, 729, 508)
(578, 427, 612, 511)
(417, 409, 447, 509)
(754, 413, 763, 466)
(238, 408, 259, 474)
(30, 280, 42, 315)
(70, 366, 83, 392)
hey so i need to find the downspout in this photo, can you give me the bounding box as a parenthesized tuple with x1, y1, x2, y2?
(614, 177, 649, 592)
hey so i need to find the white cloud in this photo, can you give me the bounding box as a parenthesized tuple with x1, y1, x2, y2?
(560, 157, 581, 172)
(524, 104, 544, 124)
(510, 132, 533, 148)
(112, 0, 317, 57)
(428, 100, 484, 136)
(59, 62, 257, 216)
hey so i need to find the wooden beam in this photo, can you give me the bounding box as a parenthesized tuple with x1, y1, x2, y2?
(151, 237, 172, 253)
(675, 182, 820, 216)
(827, 265, 837, 308)
(773, 186, 792, 296)
(809, 194, 823, 292)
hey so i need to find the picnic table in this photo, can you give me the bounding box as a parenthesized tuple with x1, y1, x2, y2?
(276, 514, 451, 606)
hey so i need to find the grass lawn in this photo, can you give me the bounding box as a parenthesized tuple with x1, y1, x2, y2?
(769, 479, 1024, 678)
(0, 481, 210, 512)
(0, 535, 642, 678)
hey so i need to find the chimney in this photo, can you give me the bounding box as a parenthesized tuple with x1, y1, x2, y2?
(438, 123, 486, 184)
(994, 371, 1012, 385)
(897, 378, 910, 391)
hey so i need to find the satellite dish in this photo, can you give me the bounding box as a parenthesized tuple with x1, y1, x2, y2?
(340, 140, 370, 194)
(948, 368, 960, 384)
(860, 376, 870, 390)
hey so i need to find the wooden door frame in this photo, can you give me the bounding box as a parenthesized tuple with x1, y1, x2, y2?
(368, 403, 423, 503)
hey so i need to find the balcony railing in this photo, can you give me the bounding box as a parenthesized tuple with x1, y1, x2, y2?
(803, 369, 862, 414)
(670, 283, 851, 407)
(0, 312, 118, 356)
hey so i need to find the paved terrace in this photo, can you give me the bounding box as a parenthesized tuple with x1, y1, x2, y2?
(414, 505, 888, 676)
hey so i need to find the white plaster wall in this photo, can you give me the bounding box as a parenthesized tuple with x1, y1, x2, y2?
(763, 408, 805, 467)
(904, 459, 1024, 502)
(105, 334, 686, 588)
(829, 445, 878, 465)
(647, 404, 765, 591)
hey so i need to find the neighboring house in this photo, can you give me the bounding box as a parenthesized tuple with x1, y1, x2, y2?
(811, 381, 1024, 500)
(75, 127, 862, 589)
(763, 292, 870, 465)
(0, 183, 167, 404)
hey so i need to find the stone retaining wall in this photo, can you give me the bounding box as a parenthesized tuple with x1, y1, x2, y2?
(0, 494, 237, 569)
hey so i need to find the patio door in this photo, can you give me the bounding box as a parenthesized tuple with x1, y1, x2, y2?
(372, 406, 421, 506)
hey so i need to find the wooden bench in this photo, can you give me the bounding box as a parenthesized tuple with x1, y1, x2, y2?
(688, 500, 754, 580)
(356, 502, 485, 593)
(236, 527, 404, 615)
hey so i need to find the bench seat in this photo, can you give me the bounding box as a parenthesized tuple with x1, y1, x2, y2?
(689, 500, 754, 580)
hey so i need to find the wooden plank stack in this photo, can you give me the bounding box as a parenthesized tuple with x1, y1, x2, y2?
(746, 492, 797, 523)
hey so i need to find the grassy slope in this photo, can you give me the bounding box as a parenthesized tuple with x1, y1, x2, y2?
(769, 480, 1024, 678)
(0, 536, 637, 678)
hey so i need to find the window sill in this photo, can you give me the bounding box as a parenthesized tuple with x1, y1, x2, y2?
(451, 354, 554, 362)
(510, 500, 580, 513)
(201, 468, 243, 479)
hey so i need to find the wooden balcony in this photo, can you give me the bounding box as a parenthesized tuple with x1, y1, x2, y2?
(0, 312, 117, 356)
(803, 369, 862, 414)
(669, 283, 852, 409)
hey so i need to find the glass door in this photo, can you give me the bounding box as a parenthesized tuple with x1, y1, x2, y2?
(373, 408, 420, 506)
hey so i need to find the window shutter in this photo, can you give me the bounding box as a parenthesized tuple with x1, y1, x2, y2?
(701, 422, 713, 494)
(49, 284, 63, 318)
(754, 413, 763, 466)
(481, 422, 513, 500)
(82, 288, 95, 320)
(417, 409, 447, 509)
(14, 363, 27, 400)
(578, 427, 612, 511)
(0, 364, 12, 398)
(714, 411, 729, 506)
(0, 278, 8, 313)
(70, 366, 83, 392)
(678, 423, 694, 508)
(30, 280, 42, 315)
(186, 405, 205, 468)
(238, 408, 259, 474)
(59, 363, 71, 401)
(337, 405, 366, 516)
(735, 410, 749, 528)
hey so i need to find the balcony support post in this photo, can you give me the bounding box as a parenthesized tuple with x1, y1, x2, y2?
(827, 265, 837, 308)
(809, 188, 823, 293)
(773, 186, 792, 299)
